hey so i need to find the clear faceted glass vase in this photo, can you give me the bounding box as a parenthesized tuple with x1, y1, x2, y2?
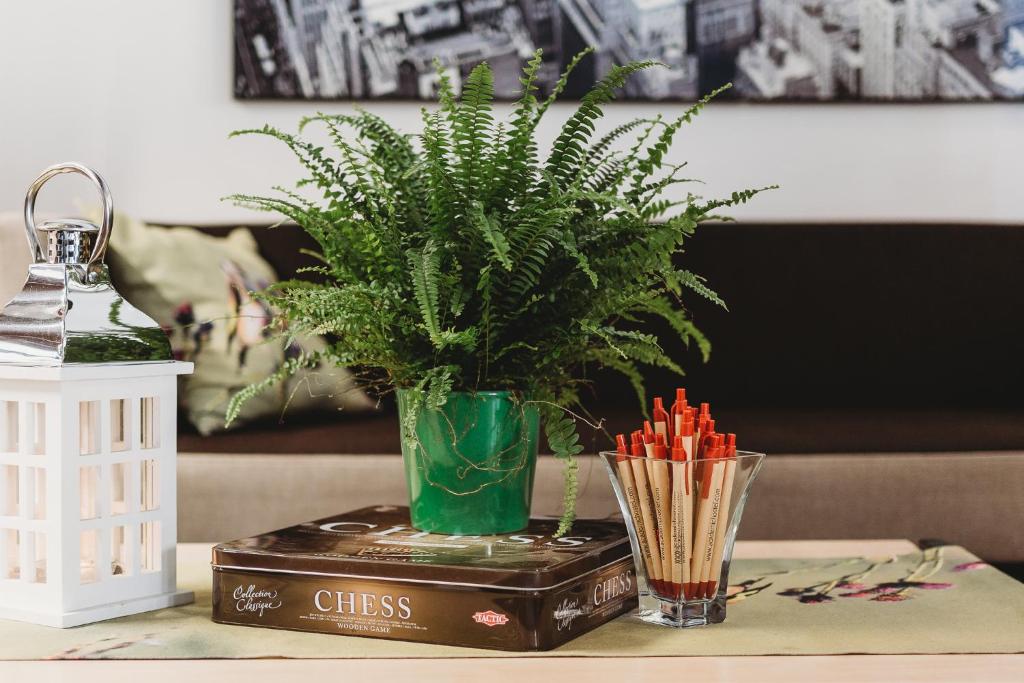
(600, 450, 765, 628)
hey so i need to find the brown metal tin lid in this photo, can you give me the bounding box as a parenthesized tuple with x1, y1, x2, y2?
(212, 505, 631, 590)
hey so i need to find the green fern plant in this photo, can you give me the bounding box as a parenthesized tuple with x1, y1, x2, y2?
(226, 49, 773, 535)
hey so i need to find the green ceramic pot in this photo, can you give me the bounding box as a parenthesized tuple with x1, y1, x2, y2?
(397, 389, 539, 535)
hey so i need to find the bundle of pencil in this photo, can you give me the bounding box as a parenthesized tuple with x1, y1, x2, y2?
(614, 389, 740, 602)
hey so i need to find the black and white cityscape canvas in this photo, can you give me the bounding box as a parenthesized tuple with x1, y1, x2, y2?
(234, 0, 1024, 101)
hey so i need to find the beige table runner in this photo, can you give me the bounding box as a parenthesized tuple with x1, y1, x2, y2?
(1, 544, 1022, 659)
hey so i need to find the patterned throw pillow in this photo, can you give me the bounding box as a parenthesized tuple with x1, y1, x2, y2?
(105, 213, 374, 435)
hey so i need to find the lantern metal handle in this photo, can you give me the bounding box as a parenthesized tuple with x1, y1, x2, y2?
(23, 162, 114, 268)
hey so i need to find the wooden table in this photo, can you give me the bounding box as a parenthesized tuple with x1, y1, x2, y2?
(2, 539, 1022, 682)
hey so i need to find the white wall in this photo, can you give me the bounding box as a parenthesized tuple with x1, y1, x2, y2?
(0, 0, 1021, 226)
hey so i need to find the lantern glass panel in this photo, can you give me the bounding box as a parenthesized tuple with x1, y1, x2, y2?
(30, 531, 46, 583)
(140, 521, 160, 573)
(140, 397, 160, 449)
(0, 402, 16, 453)
(80, 466, 100, 520)
(1, 465, 17, 516)
(80, 529, 99, 584)
(111, 525, 129, 577)
(30, 402, 45, 456)
(110, 462, 130, 516)
(110, 399, 131, 452)
(140, 460, 159, 511)
(3, 529, 18, 579)
(79, 401, 100, 456)
(28, 467, 45, 520)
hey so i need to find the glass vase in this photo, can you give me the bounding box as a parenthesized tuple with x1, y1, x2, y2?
(600, 450, 765, 627)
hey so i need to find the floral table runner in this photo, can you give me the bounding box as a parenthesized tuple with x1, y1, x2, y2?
(0, 544, 1021, 659)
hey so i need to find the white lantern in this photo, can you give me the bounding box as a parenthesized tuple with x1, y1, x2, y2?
(0, 163, 193, 627)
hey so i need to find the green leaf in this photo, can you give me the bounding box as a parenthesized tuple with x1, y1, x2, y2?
(541, 405, 584, 536)
(470, 202, 513, 270)
(226, 351, 323, 426)
(666, 269, 726, 309)
(547, 60, 661, 188)
(408, 239, 443, 345)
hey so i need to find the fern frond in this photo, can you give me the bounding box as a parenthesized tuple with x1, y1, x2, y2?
(229, 125, 342, 192)
(451, 62, 496, 210)
(470, 202, 513, 270)
(640, 295, 712, 362)
(408, 240, 443, 345)
(433, 58, 457, 112)
(627, 84, 731, 201)
(665, 269, 726, 309)
(498, 50, 544, 206)
(559, 229, 598, 287)
(546, 60, 660, 188)
(693, 186, 778, 218)
(534, 47, 594, 124)
(226, 351, 324, 427)
(420, 108, 458, 234)
(541, 405, 583, 536)
(417, 365, 457, 410)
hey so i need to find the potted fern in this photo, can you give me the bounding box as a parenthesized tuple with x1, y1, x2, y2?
(227, 50, 769, 536)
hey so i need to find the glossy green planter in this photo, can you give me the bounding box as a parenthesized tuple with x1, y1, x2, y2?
(397, 389, 539, 535)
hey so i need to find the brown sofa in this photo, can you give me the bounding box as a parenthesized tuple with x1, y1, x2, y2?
(3, 214, 1022, 567)
(179, 221, 1024, 457)
(173, 221, 1024, 570)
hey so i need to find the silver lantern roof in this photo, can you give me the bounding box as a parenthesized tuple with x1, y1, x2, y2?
(0, 163, 172, 366)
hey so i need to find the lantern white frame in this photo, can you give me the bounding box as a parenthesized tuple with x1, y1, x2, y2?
(0, 361, 193, 627)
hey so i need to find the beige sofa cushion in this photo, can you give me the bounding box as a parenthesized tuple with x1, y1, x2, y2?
(177, 451, 1024, 563)
(0, 212, 32, 306)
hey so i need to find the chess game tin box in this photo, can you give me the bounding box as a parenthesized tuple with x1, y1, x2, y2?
(211, 505, 637, 651)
